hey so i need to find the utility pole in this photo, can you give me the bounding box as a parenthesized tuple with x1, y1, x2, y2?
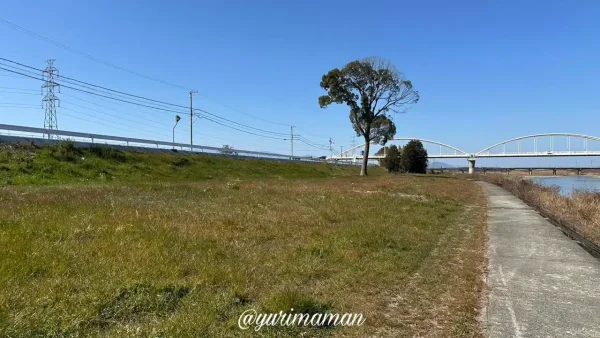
(189, 90, 197, 151)
(290, 126, 294, 159)
(42, 59, 59, 139)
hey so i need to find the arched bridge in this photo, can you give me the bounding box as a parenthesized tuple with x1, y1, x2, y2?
(333, 133, 600, 173)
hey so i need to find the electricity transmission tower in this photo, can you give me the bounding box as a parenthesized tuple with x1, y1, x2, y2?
(42, 59, 60, 138)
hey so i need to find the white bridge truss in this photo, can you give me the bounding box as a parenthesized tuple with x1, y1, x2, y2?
(334, 134, 600, 161)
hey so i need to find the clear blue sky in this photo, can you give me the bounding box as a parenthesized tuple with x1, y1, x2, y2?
(1, 0, 600, 166)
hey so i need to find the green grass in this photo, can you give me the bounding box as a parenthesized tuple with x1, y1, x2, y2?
(0, 143, 486, 337)
(0, 142, 376, 185)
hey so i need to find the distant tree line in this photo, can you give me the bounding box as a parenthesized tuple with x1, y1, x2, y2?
(377, 140, 428, 174)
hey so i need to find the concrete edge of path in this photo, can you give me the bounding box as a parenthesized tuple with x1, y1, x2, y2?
(478, 181, 600, 338)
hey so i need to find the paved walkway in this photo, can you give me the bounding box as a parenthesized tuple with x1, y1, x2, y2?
(479, 182, 600, 338)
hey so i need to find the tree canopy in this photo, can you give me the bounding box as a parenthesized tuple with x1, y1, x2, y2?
(400, 140, 428, 174)
(318, 57, 419, 176)
(382, 145, 402, 172)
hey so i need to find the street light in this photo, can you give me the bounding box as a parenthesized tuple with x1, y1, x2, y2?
(173, 115, 181, 150)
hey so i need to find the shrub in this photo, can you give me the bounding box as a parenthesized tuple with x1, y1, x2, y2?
(52, 141, 82, 162)
(88, 146, 127, 162)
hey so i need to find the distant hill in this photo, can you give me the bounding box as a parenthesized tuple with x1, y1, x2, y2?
(429, 161, 456, 169)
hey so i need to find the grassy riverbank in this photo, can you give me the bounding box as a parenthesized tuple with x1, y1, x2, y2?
(0, 142, 368, 185)
(476, 174, 600, 247)
(0, 144, 487, 337)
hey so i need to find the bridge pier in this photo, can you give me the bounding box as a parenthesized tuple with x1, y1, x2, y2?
(529, 168, 533, 175)
(468, 158, 476, 174)
(553, 169, 557, 176)
(577, 168, 582, 175)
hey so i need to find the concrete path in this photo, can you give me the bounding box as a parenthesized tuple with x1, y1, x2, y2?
(479, 182, 600, 338)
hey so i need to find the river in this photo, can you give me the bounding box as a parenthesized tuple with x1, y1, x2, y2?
(532, 176, 600, 195)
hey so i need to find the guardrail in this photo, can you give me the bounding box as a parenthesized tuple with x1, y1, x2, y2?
(0, 123, 315, 161)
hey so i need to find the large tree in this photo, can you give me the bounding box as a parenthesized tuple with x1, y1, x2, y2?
(401, 140, 428, 174)
(318, 57, 419, 176)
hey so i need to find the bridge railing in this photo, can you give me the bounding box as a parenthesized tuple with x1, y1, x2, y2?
(0, 123, 315, 161)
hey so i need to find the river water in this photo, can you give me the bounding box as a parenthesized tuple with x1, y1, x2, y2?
(532, 176, 600, 195)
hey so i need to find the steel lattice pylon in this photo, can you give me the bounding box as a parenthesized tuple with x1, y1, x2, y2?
(42, 59, 60, 139)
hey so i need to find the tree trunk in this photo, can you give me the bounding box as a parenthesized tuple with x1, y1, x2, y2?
(361, 140, 370, 176)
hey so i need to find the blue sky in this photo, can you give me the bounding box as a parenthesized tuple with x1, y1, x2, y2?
(1, 0, 600, 166)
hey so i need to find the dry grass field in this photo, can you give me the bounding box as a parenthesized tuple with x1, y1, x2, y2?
(0, 145, 487, 337)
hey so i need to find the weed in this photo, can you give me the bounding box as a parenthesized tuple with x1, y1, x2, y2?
(51, 140, 82, 162)
(226, 180, 241, 190)
(88, 146, 128, 162)
(97, 284, 191, 327)
(172, 157, 190, 167)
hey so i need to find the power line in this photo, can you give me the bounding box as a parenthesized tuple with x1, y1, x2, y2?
(295, 138, 330, 150)
(194, 108, 288, 136)
(294, 129, 331, 139)
(0, 17, 192, 91)
(0, 103, 39, 107)
(0, 61, 291, 137)
(1, 58, 188, 110)
(0, 90, 39, 95)
(61, 107, 173, 140)
(60, 109, 150, 136)
(295, 135, 330, 148)
(60, 92, 187, 136)
(0, 70, 35, 79)
(201, 115, 287, 140)
(1, 59, 187, 111)
(0, 18, 291, 127)
(61, 100, 181, 139)
(0, 86, 38, 91)
(295, 134, 328, 145)
(0, 59, 328, 144)
(2, 67, 285, 141)
(0, 106, 39, 109)
(0, 65, 190, 114)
